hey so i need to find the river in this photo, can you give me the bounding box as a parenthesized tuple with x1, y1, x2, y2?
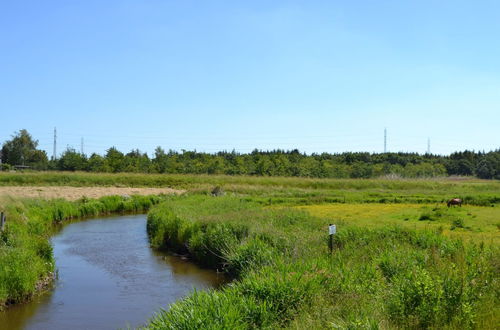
(0, 214, 225, 330)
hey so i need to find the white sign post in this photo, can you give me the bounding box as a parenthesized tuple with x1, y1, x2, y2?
(329, 224, 336, 235)
(328, 224, 336, 253)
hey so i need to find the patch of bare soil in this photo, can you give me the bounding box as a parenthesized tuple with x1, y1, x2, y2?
(0, 186, 184, 201)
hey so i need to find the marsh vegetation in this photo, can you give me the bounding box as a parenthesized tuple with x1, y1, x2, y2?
(0, 172, 498, 328)
(144, 195, 499, 329)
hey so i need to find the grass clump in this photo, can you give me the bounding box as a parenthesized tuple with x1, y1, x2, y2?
(147, 196, 275, 275)
(451, 218, 466, 230)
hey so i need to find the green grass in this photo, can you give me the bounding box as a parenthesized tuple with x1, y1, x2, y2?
(0, 194, 164, 308)
(143, 195, 499, 329)
(300, 203, 500, 245)
(1, 171, 499, 206)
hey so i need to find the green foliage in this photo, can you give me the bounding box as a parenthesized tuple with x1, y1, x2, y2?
(147, 196, 255, 271)
(104, 147, 125, 173)
(1, 129, 48, 168)
(451, 218, 466, 230)
(144, 260, 325, 330)
(58, 148, 87, 171)
(3, 129, 500, 178)
(144, 196, 499, 329)
(386, 252, 492, 329)
(225, 238, 275, 277)
(419, 212, 433, 221)
(87, 153, 108, 172)
(475, 152, 500, 179)
(146, 289, 249, 330)
(388, 267, 445, 327)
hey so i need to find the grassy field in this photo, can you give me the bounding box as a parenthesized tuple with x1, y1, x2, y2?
(299, 203, 500, 245)
(0, 172, 498, 328)
(1, 171, 499, 206)
(144, 195, 499, 329)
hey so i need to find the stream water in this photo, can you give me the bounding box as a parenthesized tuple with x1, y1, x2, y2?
(0, 214, 225, 330)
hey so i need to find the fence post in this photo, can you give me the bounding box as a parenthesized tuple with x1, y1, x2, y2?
(0, 212, 5, 231)
(328, 224, 336, 253)
(329, 227, 333, 253)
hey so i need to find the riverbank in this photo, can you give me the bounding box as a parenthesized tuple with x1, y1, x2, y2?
(144, 195, 499, 329)
(0, 195, 165, 309)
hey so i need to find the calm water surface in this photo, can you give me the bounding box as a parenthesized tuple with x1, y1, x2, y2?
(0, 214, 225, 330)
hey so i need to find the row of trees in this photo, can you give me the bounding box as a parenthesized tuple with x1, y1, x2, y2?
(1, 130, 499, 179)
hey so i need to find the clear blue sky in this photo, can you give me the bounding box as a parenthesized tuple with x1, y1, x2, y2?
(1, 1, 499, 157)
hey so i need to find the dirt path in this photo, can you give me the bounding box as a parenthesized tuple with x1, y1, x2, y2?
(0, 186, 184, 201)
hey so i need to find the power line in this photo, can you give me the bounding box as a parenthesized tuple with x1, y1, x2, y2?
(22, 127, 497, 157)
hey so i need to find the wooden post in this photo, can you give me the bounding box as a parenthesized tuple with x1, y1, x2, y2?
(0, 212, 5, 231)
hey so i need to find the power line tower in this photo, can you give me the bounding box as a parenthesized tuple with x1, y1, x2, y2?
(52, 127, 57, 161)
(427, 138, 431, 154)
(384, 128, 387, 153)
(81, 137, 84, 155)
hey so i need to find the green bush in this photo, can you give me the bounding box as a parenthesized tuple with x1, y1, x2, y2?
(225, 238, 275, 277)
(419, 212, 433, 221)
(451, 218, 466, 230)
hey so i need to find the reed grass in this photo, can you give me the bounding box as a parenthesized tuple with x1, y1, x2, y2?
(143, 195, 499, 329)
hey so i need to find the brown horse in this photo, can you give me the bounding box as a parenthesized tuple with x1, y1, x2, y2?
(447, 198, 462, 207)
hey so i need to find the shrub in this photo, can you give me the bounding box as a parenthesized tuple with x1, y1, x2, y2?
(451, 218, 465, 230)
(225, 238, 275, 277)
(419, 212, 433, 221)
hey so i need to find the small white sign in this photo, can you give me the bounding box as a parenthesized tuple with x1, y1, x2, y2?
(329, 224, 336, 235)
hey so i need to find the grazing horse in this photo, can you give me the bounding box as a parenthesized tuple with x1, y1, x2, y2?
(447, 198, 462, 207)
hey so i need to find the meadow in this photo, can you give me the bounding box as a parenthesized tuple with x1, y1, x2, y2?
(144, 195, 499, 329)
(0, 172, 498, 328)
(1, 171, 499, 206)
(299, 203, 500, 245)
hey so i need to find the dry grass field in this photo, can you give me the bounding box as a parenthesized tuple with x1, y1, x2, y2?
(0, 186, 183, 200)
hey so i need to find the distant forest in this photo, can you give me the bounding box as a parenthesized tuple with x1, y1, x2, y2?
(1, 129, 500, 179)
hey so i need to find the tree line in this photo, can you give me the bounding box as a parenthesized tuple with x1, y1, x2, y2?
(1, 129, 499, 179)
